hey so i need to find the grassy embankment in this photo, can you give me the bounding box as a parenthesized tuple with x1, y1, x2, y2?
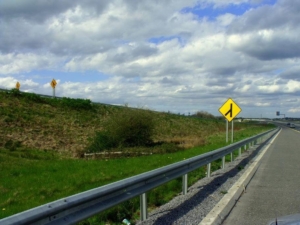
(0, 89, 275, 224)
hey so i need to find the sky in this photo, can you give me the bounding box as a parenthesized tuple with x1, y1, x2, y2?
(1, 0, 300, 118)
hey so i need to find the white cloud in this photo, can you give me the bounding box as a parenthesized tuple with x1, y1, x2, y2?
(285, 80, 300, 93)
(0, 77, 18, 89)
(0, 53, 60, 74)
(0, 76, 39, 90)
(2, 0, 300, 117)
(255, 102, 271, 107)
(288, 108, 300, 113)
(217, 13, 237, 26)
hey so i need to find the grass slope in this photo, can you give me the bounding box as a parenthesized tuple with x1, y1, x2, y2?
(0, 90, 275, 223)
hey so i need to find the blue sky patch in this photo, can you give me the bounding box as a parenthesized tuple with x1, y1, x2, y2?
(181, 0, 277, 21)
(148, 35, 186, 47)
(148, 36, 181, 44)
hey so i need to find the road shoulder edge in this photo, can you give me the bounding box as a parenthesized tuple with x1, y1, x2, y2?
(199, 129, 282, 225)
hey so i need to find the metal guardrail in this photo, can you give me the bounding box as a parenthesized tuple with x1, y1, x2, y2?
(0, 128, 279, 225)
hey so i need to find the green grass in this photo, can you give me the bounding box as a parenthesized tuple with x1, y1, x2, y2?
(0, 124, 274, 223)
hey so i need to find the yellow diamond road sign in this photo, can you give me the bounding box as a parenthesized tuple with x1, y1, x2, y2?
(219, 98, 242, 122)
(16, 82, 20, 90)
(50, 79, 57, 88)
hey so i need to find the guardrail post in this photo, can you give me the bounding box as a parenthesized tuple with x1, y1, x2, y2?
(182, 174, 188, 195)
(239, 147, 241, 157)
(207, 163, 211, 178)
(244, 144, 247, 151)
(140, 193, 147, 221)
(231, 152, 233, 162)
(222, 156, 225, 169)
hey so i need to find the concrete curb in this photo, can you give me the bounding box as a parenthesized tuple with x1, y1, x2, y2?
(199, 129, 282, 225)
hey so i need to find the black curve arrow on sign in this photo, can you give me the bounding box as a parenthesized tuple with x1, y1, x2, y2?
(225, 103, 233, 118)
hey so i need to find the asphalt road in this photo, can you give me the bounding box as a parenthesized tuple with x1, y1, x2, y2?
(222, 126, 300, 225)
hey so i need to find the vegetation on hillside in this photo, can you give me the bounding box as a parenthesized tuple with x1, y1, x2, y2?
(0, 88, 230, 157)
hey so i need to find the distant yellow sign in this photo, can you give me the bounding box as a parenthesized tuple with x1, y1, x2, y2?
(50, 79, 57, 88)
(219, 98, 242, 122)
(16, 82, 20, 90)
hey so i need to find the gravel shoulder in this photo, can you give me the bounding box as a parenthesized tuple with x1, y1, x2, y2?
(135, 139, 271, 225)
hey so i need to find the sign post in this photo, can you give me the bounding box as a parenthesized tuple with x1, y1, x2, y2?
(16, 82, 20, 90)
(231, 120, 234, 143)
(50, 79, 57, 98)
(226, 120, 228, 142)
(219, 98, 242, 143)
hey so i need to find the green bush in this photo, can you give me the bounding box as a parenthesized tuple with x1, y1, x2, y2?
(87, 109, 155, 152)
(10, 88, 21, 97)
(87, 132, 117, 152)
(193, 110, 215, 119)
(59, 97, 93, 110)
(106, 109, 155, 147)
(8, 89, 44, 103)
(8, 88, 93, 111)
(23, 92, 45, 103)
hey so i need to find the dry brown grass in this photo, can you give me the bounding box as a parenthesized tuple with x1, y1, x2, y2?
(0, 96, 104, 154)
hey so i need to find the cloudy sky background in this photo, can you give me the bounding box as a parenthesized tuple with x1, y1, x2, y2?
(1, 0, 300, 118)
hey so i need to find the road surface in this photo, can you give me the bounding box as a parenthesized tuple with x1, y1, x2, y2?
(222, 125, 300, 225)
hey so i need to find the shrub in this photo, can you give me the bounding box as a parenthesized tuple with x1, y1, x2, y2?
(106, 109, 155, 147)
(193, 111, 215, 119)
(10, 88, 21, 97)
(59, 97, 93, 110)
(23, 92, 45, 103)
(87, 108, 155, 152)
(43, 97, 94, 111)
(87, 132, 117, 153)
